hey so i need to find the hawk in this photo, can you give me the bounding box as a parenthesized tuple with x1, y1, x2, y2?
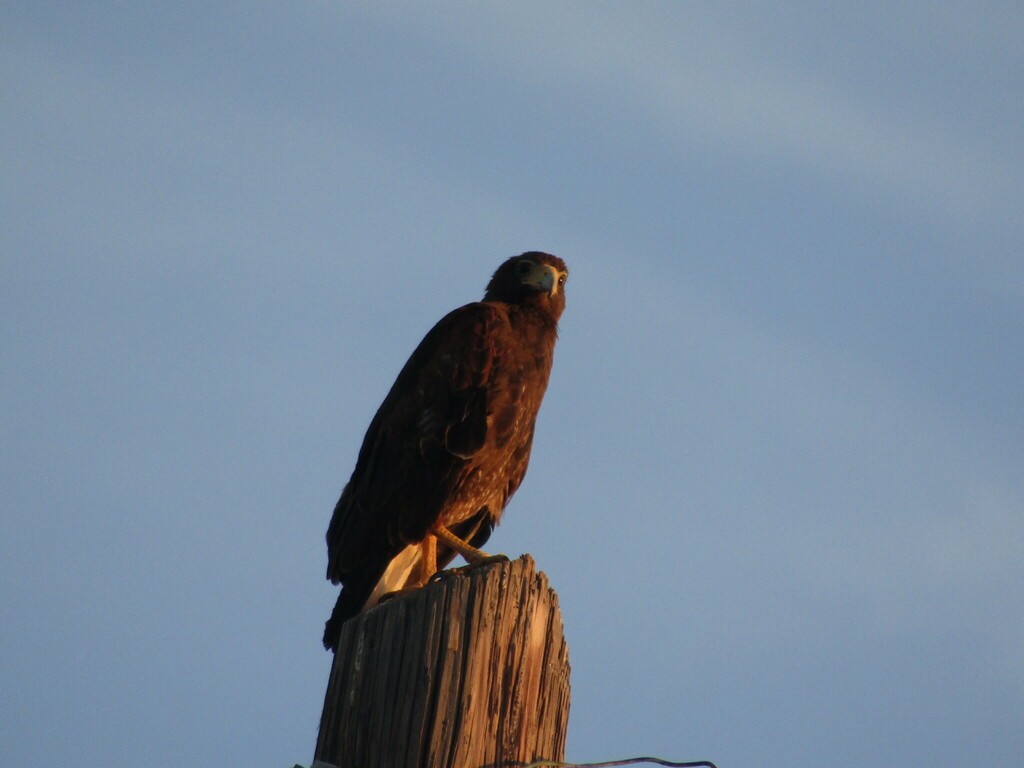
(323, 252, 568, 650)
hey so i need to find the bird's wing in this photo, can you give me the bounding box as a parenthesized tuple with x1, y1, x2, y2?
(325, 302, 507, 582)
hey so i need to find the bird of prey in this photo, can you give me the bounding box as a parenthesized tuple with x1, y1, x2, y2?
(323, 251, 568, 651)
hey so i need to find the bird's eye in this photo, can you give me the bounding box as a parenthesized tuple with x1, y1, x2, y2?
(558, 273, 567, 287)
(514, 260, 533, 275)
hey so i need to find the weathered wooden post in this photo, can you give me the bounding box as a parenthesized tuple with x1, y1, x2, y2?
(314, 554, 571, 768)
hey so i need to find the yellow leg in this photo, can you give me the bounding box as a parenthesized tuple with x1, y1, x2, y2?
(415, 534, 438, 585)
(433, 524, 494, 564)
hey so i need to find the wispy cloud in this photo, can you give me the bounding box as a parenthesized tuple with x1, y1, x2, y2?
(454, 5, 1020, 226)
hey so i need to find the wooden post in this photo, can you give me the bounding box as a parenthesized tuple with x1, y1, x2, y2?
(314, 554, 571, 768)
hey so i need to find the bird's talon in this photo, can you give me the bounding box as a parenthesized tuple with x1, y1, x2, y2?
(431, 553, 509, 582)
(478, 553, 510, 566)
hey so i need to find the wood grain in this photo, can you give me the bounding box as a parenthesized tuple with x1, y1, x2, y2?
(315, 555, 571, 768)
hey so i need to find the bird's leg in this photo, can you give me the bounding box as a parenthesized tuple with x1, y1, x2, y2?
(388, 535, 437, 593)
(431, 524, 509, 579)
(378, 536, 438, 606)
(379, 537, 438, 603)
(433, 524, 492, 563)
(415, 533, 438, 586)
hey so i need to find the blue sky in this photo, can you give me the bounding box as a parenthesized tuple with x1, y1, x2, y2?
(2, 3, 1022, 767)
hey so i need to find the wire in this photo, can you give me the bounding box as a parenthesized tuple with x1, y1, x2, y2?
(519, 758, 718, 768)
(305, 755, 717, 768)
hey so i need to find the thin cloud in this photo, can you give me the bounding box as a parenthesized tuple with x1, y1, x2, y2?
(380, 5, 1020, 259)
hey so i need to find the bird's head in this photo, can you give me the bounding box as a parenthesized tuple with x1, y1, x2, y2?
(484, 252, 568, 322)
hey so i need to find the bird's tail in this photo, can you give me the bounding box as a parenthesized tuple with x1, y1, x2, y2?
(322, 516, 495, 651)
(322, 551, 399, 651)
(323, 586, 367, 651)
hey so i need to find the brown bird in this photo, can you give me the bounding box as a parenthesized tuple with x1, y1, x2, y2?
(323, 252, 568, 651)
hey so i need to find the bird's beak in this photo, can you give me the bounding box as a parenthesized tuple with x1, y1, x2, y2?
(524, 264, 560, 297)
